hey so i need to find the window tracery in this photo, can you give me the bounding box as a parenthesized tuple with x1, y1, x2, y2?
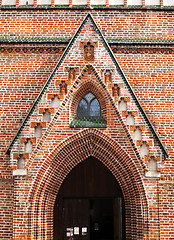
(70, 92, 106, 128)
(77, 92, 101, 117)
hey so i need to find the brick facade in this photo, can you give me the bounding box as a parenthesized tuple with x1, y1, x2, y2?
(0, 9, 173, 240)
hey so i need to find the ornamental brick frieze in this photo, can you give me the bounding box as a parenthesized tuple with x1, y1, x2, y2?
(122, 110, 138, 117)
(64, 67, 79, 84)
(112, 83, 120, 97)
(30, 122, 46, 128)
(84, 42, 94, 61)
(136, 140, 153, 147)
(80, 41, 98, 61)
(129, 125, 145, 132)
(39, 107, 54, 114)
(20, 137, 36, 144)
(119, 96, 130, 103)
(12, 152, 29, 160)
(0, 45, 173, 54)
(0, 46, 66, 54)
(111, 46, 174, 54)
(80, 41, 98, 48)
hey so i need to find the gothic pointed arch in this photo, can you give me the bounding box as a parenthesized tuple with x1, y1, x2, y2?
(6, 13, 169, 240)
(28, 129, 148, 240)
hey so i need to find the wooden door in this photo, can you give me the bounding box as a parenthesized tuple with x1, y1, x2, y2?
(63, 199, 89, 240)
(54, 157, 125, 240)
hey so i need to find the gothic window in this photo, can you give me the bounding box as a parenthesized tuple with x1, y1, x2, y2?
(70, 92, 106, 128)
(77, 92, 101, 117)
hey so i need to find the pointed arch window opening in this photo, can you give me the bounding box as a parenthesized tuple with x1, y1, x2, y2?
(77, 92, 101, 118)
(70, 92, 107, 128)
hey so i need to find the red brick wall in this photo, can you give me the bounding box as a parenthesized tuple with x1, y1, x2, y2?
(115, 49, 174, 239)
(0, 10, 173, 39)
(0, 47, 62, 239)
(0, 10, 173, 240)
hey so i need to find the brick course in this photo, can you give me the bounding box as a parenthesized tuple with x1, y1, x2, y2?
(0, 10, 173, 240)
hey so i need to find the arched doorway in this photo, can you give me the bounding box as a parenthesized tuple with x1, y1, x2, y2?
(28, 129, 148, 239)
(54, 157, 125, 240)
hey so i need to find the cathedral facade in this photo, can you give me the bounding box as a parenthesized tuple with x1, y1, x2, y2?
(0, 2, 174, 240)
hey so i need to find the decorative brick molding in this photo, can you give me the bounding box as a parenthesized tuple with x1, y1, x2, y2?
(69, 65, 107, 121)
(3, 13, 171, 240)
(122, 110, 138, 117)
(130, 125, 145, 131)
(20, 137, 36, 144)
(138, 140, 153, 147)
(28, 129, 148, 239)
(0, 46, 65, 54)
(13, 152, 29, 160)
(39, 107, 54, 114)
(112, 46, 174, 54)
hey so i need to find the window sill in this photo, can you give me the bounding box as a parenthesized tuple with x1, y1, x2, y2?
(70, 117, 107, 128)
(13, 169, 28, 176)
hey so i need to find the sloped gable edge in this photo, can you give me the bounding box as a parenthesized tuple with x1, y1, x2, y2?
(6, 13, 168, 160)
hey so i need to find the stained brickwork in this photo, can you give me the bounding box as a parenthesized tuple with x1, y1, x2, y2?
(0, 10, 173, 240)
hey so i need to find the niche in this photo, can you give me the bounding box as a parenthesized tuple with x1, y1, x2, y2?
(126, 113, 135, 125)
(163, 0, 174, 6)
(127, 0, 142, 5)
(112, 84, 120, 97)
(34, 123, 42, 138)
(140, 142, 149, 156)
(60, 81, 67, 95)
(90, 0, 106, 5)
(149, 157, 158, 172)
(118, 98, 127, 111)
(68, 68, 75, 82)
(17, 155, 25, 169)
(133, 127, 142, 140)
(2, 0, 16, 5)
(145, 0, 160, 6)
(104, 70, 112, 83)
(145, 157, 160, 178)
(19, 0, 34, 5)
(25, 139, 32, 153)
(43, 109, 51, 122)
(72, 0, 86, 4)
(55, 0, 69, 4)
(51, 95, 60, 108)
(109, 0, 123, 5)
(37, 0, 51, 5)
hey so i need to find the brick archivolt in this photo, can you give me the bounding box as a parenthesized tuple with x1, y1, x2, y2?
(69, 65, 107, 121)
(28, 128, 148, 239)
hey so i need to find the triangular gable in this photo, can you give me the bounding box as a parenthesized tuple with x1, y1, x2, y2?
(7, 13, 167, 160)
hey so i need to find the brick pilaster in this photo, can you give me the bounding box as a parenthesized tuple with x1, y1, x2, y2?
(69, 0, 72, 8)
(16, 0, 19, 7)
(160, 0, 164, 8)
(51, 0, 55, 7)
(34, 0, 37, 7)
(106, 0, 109, 8)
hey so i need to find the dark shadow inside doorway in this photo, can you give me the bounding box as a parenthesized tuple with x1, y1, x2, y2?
(54, 157, 125, 240)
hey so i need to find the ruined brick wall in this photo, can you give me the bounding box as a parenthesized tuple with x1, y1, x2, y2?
(0, 9, 173, 240)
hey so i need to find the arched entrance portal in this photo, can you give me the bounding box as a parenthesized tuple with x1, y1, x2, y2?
(54, 157, 125, 240)
(28, 129, 148, 239)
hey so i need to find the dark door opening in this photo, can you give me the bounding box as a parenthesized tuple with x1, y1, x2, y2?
(54, 157, 125, 240)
